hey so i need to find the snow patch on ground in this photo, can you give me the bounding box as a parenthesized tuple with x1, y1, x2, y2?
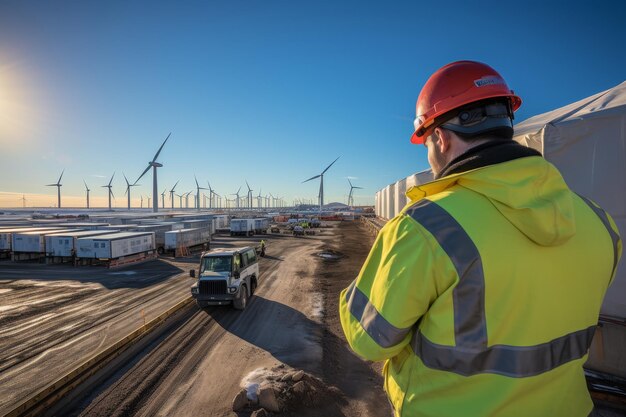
(241, 367, 279, 401)
(311, 293, 324, 320)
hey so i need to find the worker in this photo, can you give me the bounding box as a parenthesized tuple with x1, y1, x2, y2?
(339, 61, 622, 417)
(260, 239, 266, 257)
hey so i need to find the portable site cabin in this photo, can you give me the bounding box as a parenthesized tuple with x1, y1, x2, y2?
(45, 229, 119, 257)
(513, 80, 626, 379)
(76, 232, 155, 259)
(12, 229, 83, 253)
(0, 227, 61, 251)
(164, 227, 211, 251)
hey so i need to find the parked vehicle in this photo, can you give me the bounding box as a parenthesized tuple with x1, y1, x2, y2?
(190, 246, 259, 310)
(230, 219, 255, 236)
(253, 218, 270, 234)
(164, 227, 211, 252)
(293, 225, 304, 236)
(270, 224, 280, 233)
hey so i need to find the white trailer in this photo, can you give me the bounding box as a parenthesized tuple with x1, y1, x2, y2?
(12, 228, 79, 253)
(230, 219, 255, 236)
(0, 227, 61, 251)
(213, 215, 229, 229)
(253, 218, 270, 234)
(164, 227, 211, 251)
(131, 224, 182, 254)
(76, 232, 155, 259)
(45, 230, 119, 257)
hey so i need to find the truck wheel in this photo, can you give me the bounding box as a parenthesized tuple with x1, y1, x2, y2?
(157, 247, 164, 255)
(233, 285, 248, 310)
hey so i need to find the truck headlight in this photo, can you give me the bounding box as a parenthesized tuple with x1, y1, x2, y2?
(191, 286, 199, 294)
(228, 287, 237, 294)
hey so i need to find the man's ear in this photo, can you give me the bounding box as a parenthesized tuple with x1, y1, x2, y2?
(434, 127, 451, 153)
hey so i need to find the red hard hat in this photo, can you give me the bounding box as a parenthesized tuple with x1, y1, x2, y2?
(411, 61, 522, 144)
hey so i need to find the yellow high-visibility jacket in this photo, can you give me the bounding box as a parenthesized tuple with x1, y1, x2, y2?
(340, 155, 621, 417)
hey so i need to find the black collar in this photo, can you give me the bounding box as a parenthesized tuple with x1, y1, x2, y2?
(436, 140, 542, 179)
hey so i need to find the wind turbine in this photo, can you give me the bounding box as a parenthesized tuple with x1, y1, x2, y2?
(207, 181, 216, 209)
(195, 175, 208, 210)
(161, 188, 167, 209)
(169, 180, 180, 209)
(347, 179, 364, 207)
(184, 191, 193, 209)
(257, 188, 263, 209)
(46, 170, 64, 209)
(102, 172, 115, 211)
(245, 181, 254, 209)
(176, 193, 183, 209)
(20, 195, 26, 208)
(135, 132, 171, 213)
(83, 179, 90, 209)
(232, 186, 242, 209)
(147, 195, 151, 207)
(140, 195, 144, 208)
(123, 173, 139, 210)
(302, 156, 340, 211)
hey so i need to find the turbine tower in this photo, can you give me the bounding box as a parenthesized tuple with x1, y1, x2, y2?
(302, 156, 340, 211)
(257, 188, 263, 209)
(169, 180, 179, 209)
(161, 188, 167, 209)
(245, 180, 254, 209)
(232, 186, 242, 209)
(123, 173, 139, 210)
(207, 181, 215, 209)
(21, 195, 26, 208)
(102, 172, 115, 211)
(195, 175, 208, 211)
(135, 132, 171, 213)
(83, 179, 91, 209)
(184, 191, 193, 209)
(46, 170, 64, 208)
(347, 179, 363, 207)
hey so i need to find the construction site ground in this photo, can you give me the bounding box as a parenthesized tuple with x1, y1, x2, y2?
(1, 221, 622, 417)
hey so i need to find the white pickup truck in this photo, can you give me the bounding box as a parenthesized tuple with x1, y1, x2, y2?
(190, 246, 259, 310)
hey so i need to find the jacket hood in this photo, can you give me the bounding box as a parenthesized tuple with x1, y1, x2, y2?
(406, 156, 576, 246)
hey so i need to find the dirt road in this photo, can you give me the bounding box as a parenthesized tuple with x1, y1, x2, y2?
(60, 222, 388, 417)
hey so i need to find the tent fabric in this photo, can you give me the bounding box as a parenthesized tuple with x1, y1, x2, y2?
(513, 81, 626, 319)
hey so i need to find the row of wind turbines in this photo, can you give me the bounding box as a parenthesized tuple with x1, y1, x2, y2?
(45, 134, 362, 211)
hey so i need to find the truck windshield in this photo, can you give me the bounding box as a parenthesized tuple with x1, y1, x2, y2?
(200, 256, 232, 273)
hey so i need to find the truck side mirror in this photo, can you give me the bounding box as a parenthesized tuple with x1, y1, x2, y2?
(190, 269, 196, 278)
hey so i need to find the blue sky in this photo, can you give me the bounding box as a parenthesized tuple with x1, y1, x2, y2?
(1, 0, 625, 208)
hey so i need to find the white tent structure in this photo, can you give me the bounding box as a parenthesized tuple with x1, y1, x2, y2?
(514, 80, 626, 378)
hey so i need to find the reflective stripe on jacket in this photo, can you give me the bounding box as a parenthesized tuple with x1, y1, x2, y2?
(339, 155, 621, 417)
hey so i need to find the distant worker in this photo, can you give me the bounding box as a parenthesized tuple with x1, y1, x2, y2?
(339, 61, 622, 417)
(260, 239, 266, 257)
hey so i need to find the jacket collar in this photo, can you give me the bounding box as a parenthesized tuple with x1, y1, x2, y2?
(436, 140, 541, 179)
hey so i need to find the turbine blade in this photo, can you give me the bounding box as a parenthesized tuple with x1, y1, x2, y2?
(46, 184, 57, 187)
(171, 179, 179, 192)
(57, 169, 64, 184)
(322, 156, 340, 174)
(152, 132, 171, 162)
(83, 179, 89, 190)
(348, 178, 353, 187)
(124, 173, 130, 186)
(302, 174, 321, 183)
(136, 164, 151, 183)
(355, 186, 364, 189)
(108, 172, 115, 186)
(195, 175, 200, 188)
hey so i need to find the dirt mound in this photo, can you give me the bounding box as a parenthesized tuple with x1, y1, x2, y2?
(233, 364, 344, 416)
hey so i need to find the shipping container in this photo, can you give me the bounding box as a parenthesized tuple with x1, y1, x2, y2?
(230, 219, 255, 236)
(45, 230, 120, 257)
(76, 232, 155, 259)
(100, 224, 139, 231)
(12, 229, 83, 253)
(164, 227, 211, 251)
(213, 215, 229, 229)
